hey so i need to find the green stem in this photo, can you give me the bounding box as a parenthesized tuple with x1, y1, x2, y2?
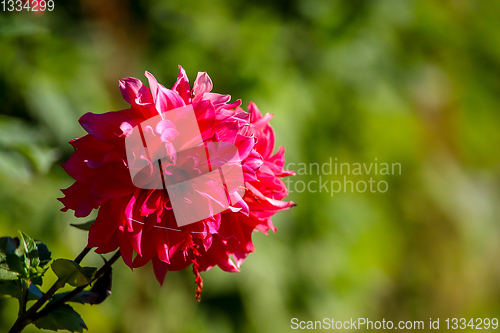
(8, 246, 94, 333)
(74, 247, 91, 264)
(32, 250, 121, 322)
(25, 246, 92, 318)
(17, 280, 30, 317)
(7, 317, 30, 333)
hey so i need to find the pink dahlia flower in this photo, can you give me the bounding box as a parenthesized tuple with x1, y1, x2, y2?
(59, 66, 295, 300)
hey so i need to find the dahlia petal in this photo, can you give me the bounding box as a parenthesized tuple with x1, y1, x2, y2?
(248, 101, 263, 123)
(245, 182, 295, 212)
(101, 147, 126, 165)
(253, 113, 274, 130)
(88, 195, 130, 248)
(202, 234, 213, 252)
(226, 206, 242, 213)
(61, 149, 100, 182)
(94, 231, 120, 254)
(160, 128, 180, 143)
(206, 237, 239, 273)
(131, 227, 158, 267)
(193, 100, 216, 140)
(244, 150, 264, 172)
(265, 147, 296, 177)
(220, 99, 242, 110)
(130, 227, 143, 257)
(90, 163, 134, 198)
(214, 108, 236, 122)
(70, 135, 115, 153)
(59, 182, 103, 218)
(268, 146, 285, 168)
(79, 109, 141, 142)
(234, 108, 249, 121)
(144, 71, 159, 103)
(219, 214, 255, 267)
(124, 191, 139, 231)
(119, 77, 155, 118)
(254, 217, 276, 234)
(88, 201, 119, 248)
(132, 252, 151, 268)
(165, 251, 192, 271)
(152, 257, 169, 285)
(242, 167, 259, 182)
(172, 65, 192, 104)
(230, 191, 249, 216)
(120, 122, 134, 137)
(156, 236, 170, 264)
(119, 77, 152, 104)
(254, 171, 288, 200)
(235, 134, 255, 161)
(140, 190, 161, 216)
(254, 125, 275, 159)
(120, 235, 134, 268)
(193, 72, 213, 100)
(265, 160, 295, 178)
(194, 253, 216, 273)
(214, 121, 239, 144)
(156, 119, 175, 135)
(203, 92, 230, 105)
(156, 85, 185, 113)
(206, 214, 221, 234)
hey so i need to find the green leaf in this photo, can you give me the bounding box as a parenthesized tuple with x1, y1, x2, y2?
(0, 268, 19, 280)
(88, 265, 112, 304)
(0, 234, 52, 284)
(0, 237, 26, 278)
(31, 273, 43, 286)
(6, 254, 26, 277)
(51, 259, 96, 287)
(0, 237, 20, 255)
(0, 280, 21, 298)
(36, 241, 52, 267)
(28, 283, 44, 300)
(19, 231, 40, 268)
(31, 241, 52, 285)
(0, 280, 43, 300)
(70, 220, 95, 231)
(34, 304, 87, 332)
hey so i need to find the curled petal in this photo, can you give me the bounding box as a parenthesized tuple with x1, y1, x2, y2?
(79, 109, 141, 142)
(120, 122, 134, 137)
(203, 93, 230, 105)
(119, 77, 156, 118)
(193, 72, 213, 100)
(145, 71, 159, 103)
(172, 65, 192, 104)
(156, 85, 185, 113)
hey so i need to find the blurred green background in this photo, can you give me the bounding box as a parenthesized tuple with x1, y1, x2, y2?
(1, 0, 500, 332)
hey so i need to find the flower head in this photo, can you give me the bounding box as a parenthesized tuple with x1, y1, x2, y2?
(59, 66, 295, 300)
